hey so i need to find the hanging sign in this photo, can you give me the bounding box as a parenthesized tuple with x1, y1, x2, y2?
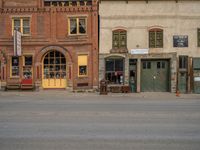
(14, 30, 22, 56)
(173, 35, 188, 47)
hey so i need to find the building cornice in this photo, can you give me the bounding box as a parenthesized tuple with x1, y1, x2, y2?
(0, 6, 97, 14)
(99, 0, 200, 3)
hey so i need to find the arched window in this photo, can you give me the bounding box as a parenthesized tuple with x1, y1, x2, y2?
(149, 28, 163, 48)
(112, 29, 127, 49)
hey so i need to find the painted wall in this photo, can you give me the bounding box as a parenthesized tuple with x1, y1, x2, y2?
(99, 1, 200, 57)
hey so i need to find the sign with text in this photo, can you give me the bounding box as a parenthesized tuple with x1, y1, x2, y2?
(130, 49, 149, 54)
(173, 35, 188, 47)
(14, 30, 22, 56)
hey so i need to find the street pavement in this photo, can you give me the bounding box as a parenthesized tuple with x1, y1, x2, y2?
(0, 91, 200, 150)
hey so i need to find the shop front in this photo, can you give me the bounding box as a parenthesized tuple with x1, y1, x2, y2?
(99, 53, 177, 93)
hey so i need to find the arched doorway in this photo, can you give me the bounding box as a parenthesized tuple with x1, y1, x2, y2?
(42, 50, 66, 88)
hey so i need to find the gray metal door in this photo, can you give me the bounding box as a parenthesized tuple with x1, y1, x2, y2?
(141, 60, 169, 92)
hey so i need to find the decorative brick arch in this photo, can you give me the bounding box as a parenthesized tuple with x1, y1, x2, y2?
(35, 45, 73, 64)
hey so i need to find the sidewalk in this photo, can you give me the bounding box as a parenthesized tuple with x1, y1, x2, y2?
(0, 90, 199, 100)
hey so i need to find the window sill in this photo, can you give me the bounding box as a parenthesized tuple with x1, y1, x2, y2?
(78, 75, 88, 78)
(9, 76, 20, 79)
(67, 34, 88, 39)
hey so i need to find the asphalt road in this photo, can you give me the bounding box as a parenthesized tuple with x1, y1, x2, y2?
(0, 91, 200, 150)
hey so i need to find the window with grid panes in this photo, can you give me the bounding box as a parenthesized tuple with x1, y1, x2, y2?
(112, 30, 127, 49)
(198, 28, 200, 47)
(149, 29, 163, 48)
(69, 17, 86, 35)
(12, 18, 30, 35)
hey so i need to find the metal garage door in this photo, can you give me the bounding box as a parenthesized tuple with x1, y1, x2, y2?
(141, 60, 170, 92)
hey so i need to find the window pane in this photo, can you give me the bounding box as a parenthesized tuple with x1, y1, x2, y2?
(25, 56, 32, 66)
(70, 18, 77, 34)
(115, 59, 124, 71)
(156, 31, 163, 48)
(23, 19, 30, 27)
(14, 19, 21, 31)
(79, 18, 86, 34)
(23, 27, 30, 34)
(12, 57, 19, 76)
(143, 62, 146, 69)
(79, 66, 87, 76)
(179, 56, 187, 69)
(149, 31, 155, 48)
(162, 62, 165, 68)
(12, 57, 19, 66)
(157, 62, 161, 69)
(106, 59, 114, 71)
(120, 32, 127, 48)
(113, 32, 119, 48)
(147, 62, 151, 69)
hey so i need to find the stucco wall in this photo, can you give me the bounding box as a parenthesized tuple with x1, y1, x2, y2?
(99, 1, 200, 57)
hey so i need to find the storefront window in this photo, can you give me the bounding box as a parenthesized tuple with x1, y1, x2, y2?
(11, 56, 19, 77)
(23, 56, 33, 79)
(78, 55, 88, 77)
(105, 58, 124, 84)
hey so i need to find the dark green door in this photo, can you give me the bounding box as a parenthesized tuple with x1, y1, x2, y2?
(178, 72, 187, 93)
(141, 60, 169, 92)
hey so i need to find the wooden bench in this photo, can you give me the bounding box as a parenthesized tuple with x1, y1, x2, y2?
(121, 85, 131, 93)
(6, 83, 20, 90)
(21, 79, 34, 90)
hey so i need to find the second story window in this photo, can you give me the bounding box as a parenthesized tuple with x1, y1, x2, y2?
(198, 28, 200, 47)
(12, 18, 30, 36)
(69, 17, 86, 35)
(112, 30, 127, 49)
(149, 28, 163, 48)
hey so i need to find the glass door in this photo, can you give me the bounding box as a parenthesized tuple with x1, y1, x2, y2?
(42, 50, 66, 88)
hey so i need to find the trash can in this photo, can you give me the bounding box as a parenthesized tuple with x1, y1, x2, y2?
(100, 79, 108, 95)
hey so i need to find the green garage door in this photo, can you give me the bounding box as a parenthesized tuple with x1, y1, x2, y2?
(141, 60, 170, 92)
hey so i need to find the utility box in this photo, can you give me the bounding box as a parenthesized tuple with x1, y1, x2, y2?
(193, 58, 200, 94)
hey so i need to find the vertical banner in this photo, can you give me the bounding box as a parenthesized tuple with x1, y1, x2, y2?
(14, 30, 22, 56)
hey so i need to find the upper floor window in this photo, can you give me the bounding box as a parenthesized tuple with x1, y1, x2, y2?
(12, 18, 30, 36)
(198, 28, 200, 47)
(44, 0, 92, 7)
(149, 28, 163, 48)
(112, 29, 127, 49)
(69, 17, 87, 35)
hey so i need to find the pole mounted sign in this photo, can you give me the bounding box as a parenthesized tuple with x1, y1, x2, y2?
(14, 30, 22, 56)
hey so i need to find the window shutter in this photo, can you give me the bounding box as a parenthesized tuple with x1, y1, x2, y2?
(149, 31, 155, 48)
(156, 31, 163, 48)
(113, 32, 119, 48)
(120, 31, 127, 48)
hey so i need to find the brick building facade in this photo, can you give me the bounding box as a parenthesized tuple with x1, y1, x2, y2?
(0, 0, 99, 90)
